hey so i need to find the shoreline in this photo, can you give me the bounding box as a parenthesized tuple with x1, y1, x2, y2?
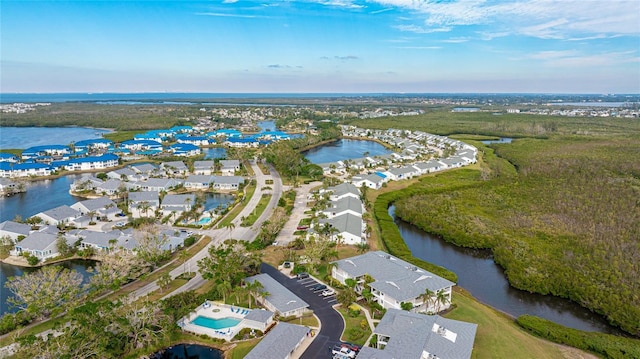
(1, 254, 99, 268)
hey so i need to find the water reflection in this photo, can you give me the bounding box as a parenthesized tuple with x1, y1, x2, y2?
(391, 206, 622, 335)
(150, 344, 223, 359)
(303, 139, 392, 164)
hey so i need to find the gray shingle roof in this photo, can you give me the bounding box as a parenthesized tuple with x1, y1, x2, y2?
(161, 194, 195, 207)
(324, 196, 363, 216)
(78, 230, 119, 248)
(366, 309, 477, 359)
(214, 176, 244, 185)
(193, 160, 214, 169)
(333, 251, 455, 302)
(243, 309, 274, 324)
(128, 191, 159, 205)
(74, 197, 116, 212)
(328, 182, 360, 198)
(0, 221, 31, 236)
(319, 213, 363, 238)
(245, 273, 309, 314)
(39, 205, 80, 221)
(17, 232, 57, 251)
(244, 322, 308, 359)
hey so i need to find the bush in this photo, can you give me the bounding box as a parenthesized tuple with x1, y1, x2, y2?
(183, 236, 196, 247)
(26, 254, 39, 265)
(516, 315, 640, 359)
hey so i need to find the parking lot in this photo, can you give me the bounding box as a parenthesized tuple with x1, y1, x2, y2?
(296, 274, 338, 307)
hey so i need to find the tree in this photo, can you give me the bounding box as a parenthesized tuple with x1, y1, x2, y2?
(89, 251, 149, 291)
(419, 288, 436, 314)
(0, 235, 15, 257)
(56, 236, 73, 256)
(355, 242, 370, 254)
(337, 289, 356, 307)
(157, 272, 172, 293)
(226, 222, 236, 240)
(435, 289, 450, 313)
(6, 265, 84, 318)
(138, 201, 151, 218)
(134, 224, 170, 266)
(401, 302, 414, 311)
(198, 241, 261, 288)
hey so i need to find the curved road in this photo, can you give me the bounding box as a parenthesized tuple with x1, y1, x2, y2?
(131, 160, 283, 299)
(260, 264, 345, 359)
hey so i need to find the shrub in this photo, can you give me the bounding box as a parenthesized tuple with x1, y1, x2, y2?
(26, 254, 39, 266)
(517, 315, 640, 359)
(183, 236, 196, 247)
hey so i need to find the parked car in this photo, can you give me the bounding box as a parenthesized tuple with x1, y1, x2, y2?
(283, 261, 292, 268)
(341, 343, 361, 352)
(332, 345, 356, 358)
(311, 283, 327, 291)
(321, 289, 335, 296)
(296, 272, 309, 279)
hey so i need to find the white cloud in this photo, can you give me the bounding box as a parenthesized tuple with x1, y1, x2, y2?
(374, 0, 640, 39)
(525, 50, 639, 67)
(195, 12, 270, 19)
(393, 24, 450, 34)
(394, 46, 441, 50)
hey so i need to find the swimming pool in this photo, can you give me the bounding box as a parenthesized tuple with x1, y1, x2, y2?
(197, 217, 211, 225)
(191, 316, 241, 330)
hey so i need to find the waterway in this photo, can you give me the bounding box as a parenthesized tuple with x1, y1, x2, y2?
(390, 206, 622, 334)
(303, 139, 392, 164)
(150, 344, 223, 359)
(481, 137, 513, 144)
(0, 127, 111, 149)
(0, 260, 95, 316)
(203, 147, 227, 159)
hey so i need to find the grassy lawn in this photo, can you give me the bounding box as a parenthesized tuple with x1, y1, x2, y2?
(240, 193, 271, 226)
(257, 162, 270, 175)
(102, 130, 140, 143)
(228, 338, 261, 359)
(336, 306, 372, 346)
(444, 287, 566, 359)
(218, 181, 257, 228)
(144, 278, 189, 301)
(282, 314, 319, 327)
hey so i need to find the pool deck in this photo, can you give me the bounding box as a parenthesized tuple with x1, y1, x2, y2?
(179, 302, 261, 341)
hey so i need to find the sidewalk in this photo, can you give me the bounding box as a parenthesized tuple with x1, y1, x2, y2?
(291, 314, 321, 359)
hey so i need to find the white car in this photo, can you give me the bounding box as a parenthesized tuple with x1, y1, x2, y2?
(321, 289, 335, 297)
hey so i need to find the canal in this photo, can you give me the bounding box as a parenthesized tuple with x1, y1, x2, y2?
(390, 206, 622, 334)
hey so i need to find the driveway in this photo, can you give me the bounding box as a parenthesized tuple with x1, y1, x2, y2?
(274, 181, 321, 246)
(260, 264, 345, 359)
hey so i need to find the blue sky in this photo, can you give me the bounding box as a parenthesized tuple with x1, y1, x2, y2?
(1, 0, 639, 93)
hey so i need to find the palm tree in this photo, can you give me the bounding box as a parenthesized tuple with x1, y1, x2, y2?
(217, 281, 233, 303)
(419, 288, 436, 314)
(139, 201, 151, 218)
(435, 289, 450, 313)
(246, 280, 264, 309)
(355, 242, 369, 254)
(179, 249, 190, 274)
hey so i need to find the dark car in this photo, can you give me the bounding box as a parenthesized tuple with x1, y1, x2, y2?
(311, 284, 327, 291)
(296, 272, 309, 279)
(341, 343, 361, 352)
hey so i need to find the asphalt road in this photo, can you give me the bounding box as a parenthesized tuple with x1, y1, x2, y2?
(260, 264, 345, 359)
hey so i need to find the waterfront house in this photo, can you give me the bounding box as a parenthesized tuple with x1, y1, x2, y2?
(120, 139, 163, 153)
(96, 178, 125, 196)
(219, 159, 240, 176)
(212, 176, 244, 190)
(160, 194, 196, 215)
(128, 191, 160, 218)
(21, 145, 71, 160)
(33, 205, 81, 226)
(209, 128, 242, 138)
(184, 175, 214, 190)
(317, 213, 366, 245)
(357, 309, 477, 359)
(0, 162, 52, 178)
(0, 178, 20, 194)
(73, 139, 114, 154)
(244, 273, 310, 318)
(169, 143, 201, 157)
(65, 153, 119, 171)
(332, 251, 455, 313)
(225, 137, 258, 148)
(70, 197, 119, 221)
(130, 178, 181, 192)
(177, 136, 210, 146)
(107, 167, 139, 181)
(12, 231, 62, 260)
(70, 175, 104, 193)
(350, 173, 386, 190)
(129, 163, 158, 176)
(324, 182, 361, 201)
(193, 160, 215, 175)
(0, 153, 19, 163)
(75, 230, 121, 252)
(160, 161, 189, 177)
(0, 221, 31, 242)
(244, 322, 308, 359)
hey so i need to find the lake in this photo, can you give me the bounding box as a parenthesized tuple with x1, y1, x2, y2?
(303, 139, 392, 164)
(0, 260, 95, 316)
(391, 206, 623, 335)
(150, 344, 223, 359)
(0, 127, 111, 149)
(203, 147, 227, 159)
(481, 137, 513, 144)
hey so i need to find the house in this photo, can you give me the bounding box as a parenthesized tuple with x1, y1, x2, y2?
(129, 163, 158, 176)
(96, 178, 125, 196)
(244, 322, 308, 359)
(358, 309, 477, 359)
(107, 167, 139, 181)
(225, 137, 258, 148)
(12, 231, 62, 260)
(0, 153, 19, 163)
(160, 161, 189, 177)
(324, 183, 360, 201)
(244, 273, 310, 317)
(385, 166, 418, 181)
(209, 129, 242, 138)
(0, 162, 52, 178)
(169, 143, 201, 157)
(177, 136, 210, 146)
(351, 173, 385, 190)
(193, 160, 215, 175)
(65, 153, 119, 171)
(74, 230, 121, 251)
(70, 197, 119, 220)
(332, 251, 455, 313)
(212, 176, 244, 190)
(0, 178, 20, 194)
(134, 132, 164, 143)
(321, 196, 364, 218)
(160, 194, 196, 215)
(21, 145, 71, 160)
(170, 125, 194, 134)
(120, 139, 163, 152)
(33, 205, 81, 226)
(0, 221, 31, 242)
(128, 191, 160, 218)
(241, 309, 275, 332)
(185, 175, 214, 190)
(317, 213, 365, 245)
(219, 159, 240, 176)
(413, 160, 442, 174)
(131, 178, 181, 192)
(70, 175, 104, 193)
(73, 139, 114, 154)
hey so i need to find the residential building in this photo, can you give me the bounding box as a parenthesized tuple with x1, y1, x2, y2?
(358, 309, 477, 359)
(219, 159, 240, 176)
(185, 175, 214, 190)
(193, 160, 215, 175)
(212, 176, 244, 190)
(317, 213, 366, 245)
(160, 161, 189, 177)
(245, 273, 310, 317)
(33, 205, 81, 226)
(70, 197, 119, 220)
(332, 251, 455, 313)
(12, 231, 62, 260)
(244, 322, 308, 359)
(160, 194, 196, 215)
(0, 221, 31, 242)
(128, 191, 160, 218)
